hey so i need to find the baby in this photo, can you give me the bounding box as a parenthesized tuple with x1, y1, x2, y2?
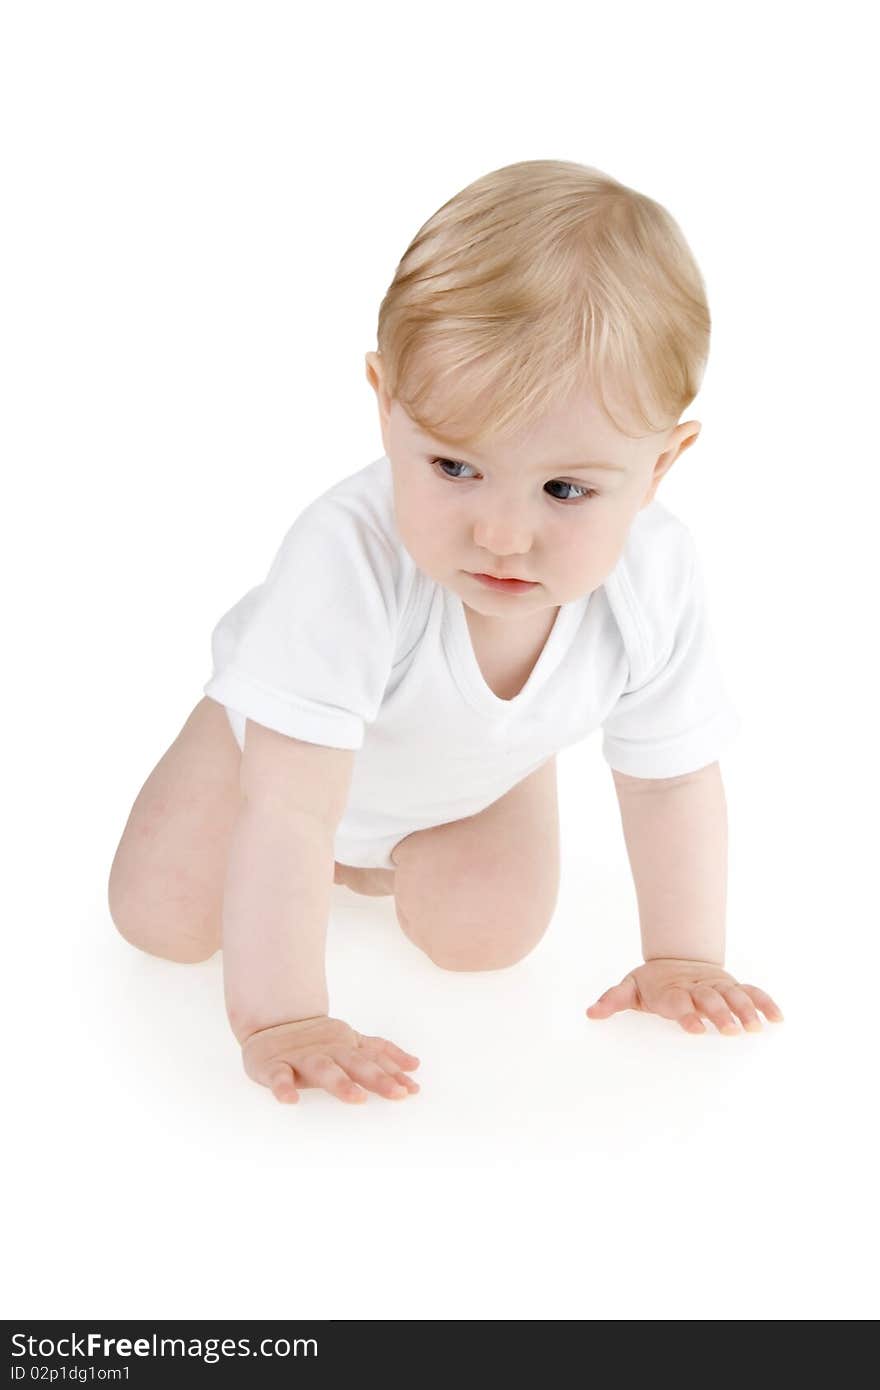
(108, 159, 783, 1105)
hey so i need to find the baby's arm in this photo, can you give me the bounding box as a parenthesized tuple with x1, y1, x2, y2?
(222, 721, 420, 1103)
(613, 762, 728, 965)
(223, 795, 335, 1032)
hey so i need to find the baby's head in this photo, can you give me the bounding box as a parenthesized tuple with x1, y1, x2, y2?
(365, 159, 710, 620)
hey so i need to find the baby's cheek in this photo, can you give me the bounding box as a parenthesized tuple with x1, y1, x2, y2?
(406, 514, 449, 565)
(584, 523, 629, 577)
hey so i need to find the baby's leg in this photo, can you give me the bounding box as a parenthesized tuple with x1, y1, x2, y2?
(108, 698, 391, 964)
(333, 862, 396, 896)
(108, 698, 244, 962)
(391, 758, 560, 971)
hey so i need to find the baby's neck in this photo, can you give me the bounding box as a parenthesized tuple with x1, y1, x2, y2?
(463, 601, 560, 648)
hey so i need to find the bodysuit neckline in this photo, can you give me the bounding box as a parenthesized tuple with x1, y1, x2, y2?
(440, 585, 590, 718)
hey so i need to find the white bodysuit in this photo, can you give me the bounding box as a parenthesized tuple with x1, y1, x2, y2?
(203, 455, 741, 869)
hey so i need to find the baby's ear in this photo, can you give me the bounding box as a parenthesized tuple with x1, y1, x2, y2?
(365, 351, 393, 418)
(365, 350, 383, 392)
(365, 352, 393, 451)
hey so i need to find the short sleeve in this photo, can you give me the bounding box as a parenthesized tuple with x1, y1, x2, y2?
(202, 495, 398, 750)
(601, 536, 741, 779)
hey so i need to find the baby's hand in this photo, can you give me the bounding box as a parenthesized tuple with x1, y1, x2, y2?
(586, 959, 784, 1035)
(240, 1015, 421, 1105)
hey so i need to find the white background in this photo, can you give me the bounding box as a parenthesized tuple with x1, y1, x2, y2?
(3, 0, 878, 1321)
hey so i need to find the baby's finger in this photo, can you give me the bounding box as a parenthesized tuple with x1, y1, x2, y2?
(360, 1035, 421, 1070)
(394, 1073, 420, 1092)
(296, 1053, 367, 1104)
(343, 1055, 411, 1100)
(263, 1062, 301, 1105)
(586, 977, 638, 1018)
(692, 985, 740, 1035)
(718, 985, 763, 1033)
(655, 984, 705, 1033)
(370, 1054, 421, 1092)
(739, 984, 785, 1023)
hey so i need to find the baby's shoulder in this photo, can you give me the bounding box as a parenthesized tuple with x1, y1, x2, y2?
(274, 454, 418, 620)
(276, 455, 403, 567)
(302, 454, 397, 545)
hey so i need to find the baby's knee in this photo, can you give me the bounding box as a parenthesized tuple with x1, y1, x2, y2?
(396, 901, 549, 973)
(427, 938, 538, 972)
(108, 886, 218, 965)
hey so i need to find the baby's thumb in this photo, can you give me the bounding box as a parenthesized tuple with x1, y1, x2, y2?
(586, 976, 638, 1019)
(264, 1061, 301, 1103)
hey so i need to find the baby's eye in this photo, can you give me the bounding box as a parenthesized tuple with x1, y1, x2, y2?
(431, 457, 478, 480)
(430, 457, 597, 504)
(544, 479, 598, 502)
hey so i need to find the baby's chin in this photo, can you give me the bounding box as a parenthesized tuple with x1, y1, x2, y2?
(452, 575, 557, 616)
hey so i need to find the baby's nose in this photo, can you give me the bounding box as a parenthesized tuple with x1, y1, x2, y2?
(472, 513, 533, 556)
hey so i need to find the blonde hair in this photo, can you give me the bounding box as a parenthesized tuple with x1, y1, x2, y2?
(373, 159, 710, 446)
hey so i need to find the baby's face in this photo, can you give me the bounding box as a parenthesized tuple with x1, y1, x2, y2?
(366, 354, 700, 622)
